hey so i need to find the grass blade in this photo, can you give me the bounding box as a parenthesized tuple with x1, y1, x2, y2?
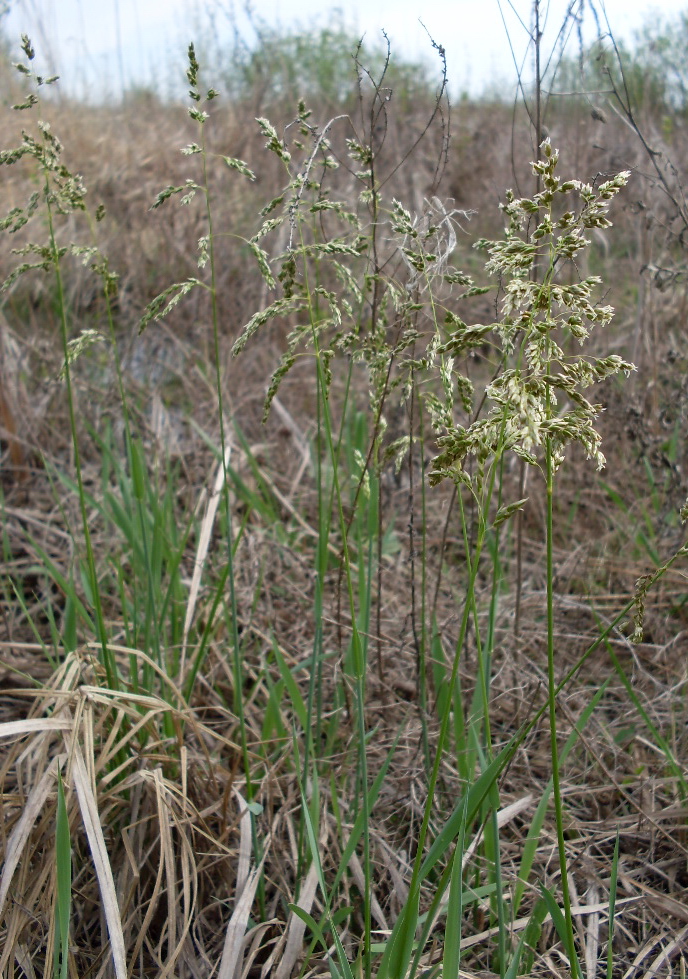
(54, 770, 71, 979)
(442, 795, 468, 979)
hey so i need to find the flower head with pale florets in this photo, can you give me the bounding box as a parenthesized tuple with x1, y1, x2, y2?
(430, 140, 635, 490)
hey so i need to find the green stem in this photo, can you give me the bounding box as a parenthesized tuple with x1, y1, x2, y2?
(315, 341, 372, 977)
(199, 113, 264, 913)
(545, 435, 579, 977)
(47, 184, 116, 690)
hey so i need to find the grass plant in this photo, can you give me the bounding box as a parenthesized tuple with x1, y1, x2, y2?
(0, 15, 687, 979)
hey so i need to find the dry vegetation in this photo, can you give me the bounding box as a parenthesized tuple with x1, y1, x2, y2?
(0, 5, 687, 979)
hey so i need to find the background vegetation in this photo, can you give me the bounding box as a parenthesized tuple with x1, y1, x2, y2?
(0, 4, 687, 979)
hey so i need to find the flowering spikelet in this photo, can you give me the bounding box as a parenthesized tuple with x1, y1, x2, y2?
(429, 140, 635, 490)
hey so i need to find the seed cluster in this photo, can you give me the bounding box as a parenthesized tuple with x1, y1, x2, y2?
(429, 140, 635, 490)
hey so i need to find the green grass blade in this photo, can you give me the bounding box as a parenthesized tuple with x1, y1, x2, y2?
(272, 639, 309, 729)
(504, 895, 549, 979)
(541, 885, 581, 979)
(378, 731, 523, 979)
(442, 795, 468, 979)
(597, 625, 688, 798)
(55, 770, 71, 979)
(512, 681, 609, 915)
(299, 787, 356, 979)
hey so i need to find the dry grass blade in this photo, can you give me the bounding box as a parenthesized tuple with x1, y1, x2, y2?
(13, 945, 37, 979)
(273, 859, 320, 979)
(217, 836, 271, 979)
(127, 794, 169, 969)
(138, 760, 199, 979)
(0, 753, 64, 968)
(176, 745, 197, 975)
(642, 922, 688, 979)
(461, 795, 533, 872)
(67, 736, 128, 979)
(154, 767, 178, 968)
(622, 921, 688, 979)
(348, 850, 388, 930)
(457, 896, 640, 952)
(271, 396, 308, 456)
(239, 920, 278, 979)
(0, 718, 72, 738)
(234, 788, 252, 899)
(181, 441, 232, 678)
(84, 642, 188, 707)
(618, 872, 688, 925)
(377, 837, 410, 909)
(584, 884, 600, 979)
(271, 395, 310, 500)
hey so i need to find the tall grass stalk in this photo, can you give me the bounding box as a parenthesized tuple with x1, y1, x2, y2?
(429, 139, 634, 975)
(545, 431, 579, 975)
(309, 313, 373, 979)
(7, 46, 121, 691)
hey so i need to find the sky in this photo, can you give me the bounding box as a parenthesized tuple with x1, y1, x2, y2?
(3, 0, 686, 101)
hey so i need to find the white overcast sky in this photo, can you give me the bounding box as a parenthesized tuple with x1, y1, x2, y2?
(4, 0, 686, 100)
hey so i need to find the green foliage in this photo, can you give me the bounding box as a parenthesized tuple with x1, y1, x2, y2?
(54, 770, 71, 979)
(213, 9, 435, 110)
(549, 10, 688, 119)
(617, 12, 688, 115)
